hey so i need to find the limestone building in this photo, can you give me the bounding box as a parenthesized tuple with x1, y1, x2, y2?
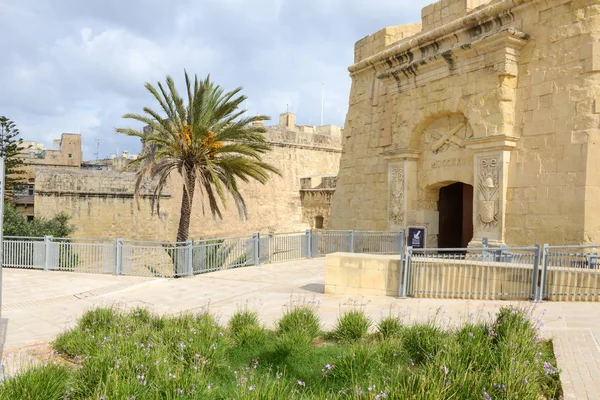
(330, 0, 600, 247)
(34, 114, 342, 240)
(14, 133, 82, 220)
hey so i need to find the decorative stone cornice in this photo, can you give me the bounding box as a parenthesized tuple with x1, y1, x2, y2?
(381, 148, 422, 161)
(464, 135, 520, 151)
(349, 0, 535, 78)
(377, 28, 529, 87)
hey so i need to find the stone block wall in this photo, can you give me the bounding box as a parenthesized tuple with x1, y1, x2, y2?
(300, 176, 337, 229)
(325, 253, 402, 296)
(34, 128, 342, 241)
(330, 0, 600, 246)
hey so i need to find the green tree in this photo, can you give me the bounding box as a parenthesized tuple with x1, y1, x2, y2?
(3, 202, 75, 237)
(117, 71, 280, 242)
(0, 116, 26, 198)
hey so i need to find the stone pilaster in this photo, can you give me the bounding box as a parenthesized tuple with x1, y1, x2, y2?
(466, 136, 518, 247)
(382, 149, 421, 230)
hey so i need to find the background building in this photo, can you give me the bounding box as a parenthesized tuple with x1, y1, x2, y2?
(31, 113, 342, 240)
(14, 133, 82, 221)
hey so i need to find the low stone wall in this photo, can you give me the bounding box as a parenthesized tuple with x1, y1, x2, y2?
(325, 253, 600, 301)
(325, 253, 402, 296)
(545, 268, 600, 302)
(409, 257, 533, 301)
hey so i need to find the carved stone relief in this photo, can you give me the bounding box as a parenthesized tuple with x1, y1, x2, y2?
(477, 158, 499, 229)
(422, 115, 473, 154)
(389, 165, 405, 225)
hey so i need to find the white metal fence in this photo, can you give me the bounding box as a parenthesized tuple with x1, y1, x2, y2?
(541, 245, 600, 301)
(1, 230, 404, 278)
(402, 246, 540, 300)
(6, 232, 598, 302)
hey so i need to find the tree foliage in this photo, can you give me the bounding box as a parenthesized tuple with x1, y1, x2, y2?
(3, 202, 75, 237)
(116, 71, 280, 242)
(0, 116, 26, 197)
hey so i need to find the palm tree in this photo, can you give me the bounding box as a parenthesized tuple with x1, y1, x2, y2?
(116, 71, 280, 243)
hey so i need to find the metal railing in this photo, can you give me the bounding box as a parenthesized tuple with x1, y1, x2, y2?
(541, 245, 600, 301)
(401, 245, 541, 301)
(3, 236, 45, 269)
(192, 235, 254, 275)
(1, 229, 404, 278)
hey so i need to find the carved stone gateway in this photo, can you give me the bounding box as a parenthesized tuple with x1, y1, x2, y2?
(331, 0, 600, 246)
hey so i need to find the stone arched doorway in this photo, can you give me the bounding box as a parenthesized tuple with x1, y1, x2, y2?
(386, 111, 513, 248)
(438, 182, 473, 248)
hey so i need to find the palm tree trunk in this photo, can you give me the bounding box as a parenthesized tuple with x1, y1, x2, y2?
(176, 169, 196, 243)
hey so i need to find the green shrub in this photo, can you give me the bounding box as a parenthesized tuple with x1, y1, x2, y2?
(402, 323, 446, 365)
(4, 202, 75, 237)
(327, 343, 380, 384)
(332, 309, 372, 341)
(491, 306, 537, 344)
(229, 309, 265, 345)
(0, 305, 563, 400)
(277, 304, 320, 339)
(377, 316, 404, 339)
(0, 363, 73, 400)
(272, 330, 313, 358)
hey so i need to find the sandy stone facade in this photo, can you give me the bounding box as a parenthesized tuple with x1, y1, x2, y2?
(330, 0, 600, 247)
(14, 133, 82, 220)
(300, 175, 337, 229)
(34, 115, 342, 240)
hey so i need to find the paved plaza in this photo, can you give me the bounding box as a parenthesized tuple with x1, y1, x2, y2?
(2, 259, 600, 398)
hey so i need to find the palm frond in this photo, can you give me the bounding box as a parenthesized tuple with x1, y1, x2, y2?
(116, 71, 282, 242)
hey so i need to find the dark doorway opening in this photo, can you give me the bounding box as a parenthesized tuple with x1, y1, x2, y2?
(438, 182, 473, 249)
(315, 215, 324, 229)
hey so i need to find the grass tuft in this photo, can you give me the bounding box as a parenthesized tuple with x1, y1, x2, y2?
(377, 315, 404, 339)
(332, 309, 372, 341)
(276, 300, 320, 339)
(0, 305, 562, 399)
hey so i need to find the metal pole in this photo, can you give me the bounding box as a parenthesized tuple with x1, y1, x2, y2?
(44, 236, 52, 271)
(400, 246, 413, 298)
(398, 230, 405, 255)
(320, 83, 324, 126)
(306, 229, 312, 259)
(253, 233, 260, 266)
(539, 244, 549, 302)
(186, 240, 193, 277)
(0, 158, 5, 315)
(531, 244, 541, 301)
(115, 238, 123, 275)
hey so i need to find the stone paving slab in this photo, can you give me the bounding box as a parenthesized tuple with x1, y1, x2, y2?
(2, 259, 600, 398)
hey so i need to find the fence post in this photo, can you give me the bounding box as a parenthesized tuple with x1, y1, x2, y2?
(115, 238, 123, 275)
(306, 229, 312, 259)
(538, 244, 549, 302)
(44, 236, 52, 271)
(186, 240, 194, 277)
(399, 246, 413, 298)
(398, 230, 405, 255)
(482, 237, 490, 262)
(252, 233, 260, 266)
(531, 244, 541, 301)
(349, 230, 354, 253)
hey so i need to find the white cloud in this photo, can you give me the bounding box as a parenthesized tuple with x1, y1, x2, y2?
(0, 0, 432, 159)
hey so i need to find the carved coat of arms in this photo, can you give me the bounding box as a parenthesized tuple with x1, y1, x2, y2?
(389, 165, 405, 225)
(478, 158, 499, 229)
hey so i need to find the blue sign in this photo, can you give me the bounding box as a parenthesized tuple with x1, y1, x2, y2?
(408, 227, 426, 249)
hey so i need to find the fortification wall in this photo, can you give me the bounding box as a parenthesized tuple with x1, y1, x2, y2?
(330, 0, 600, 246)
(34, 130, 341, 241)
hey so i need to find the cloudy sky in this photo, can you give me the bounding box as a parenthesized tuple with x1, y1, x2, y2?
(1, 0, 431, 159)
